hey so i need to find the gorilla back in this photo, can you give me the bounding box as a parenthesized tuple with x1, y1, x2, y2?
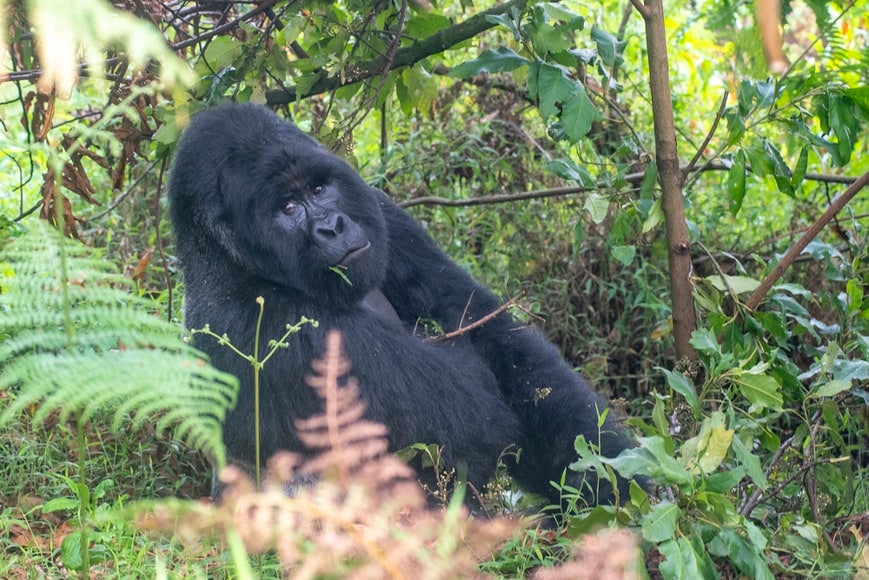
(169, 104, 634, 505)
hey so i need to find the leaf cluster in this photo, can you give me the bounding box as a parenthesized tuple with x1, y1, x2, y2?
(0, 222, 238, 467)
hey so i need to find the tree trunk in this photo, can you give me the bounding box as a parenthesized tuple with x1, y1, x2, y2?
(633, 0, 698, 363)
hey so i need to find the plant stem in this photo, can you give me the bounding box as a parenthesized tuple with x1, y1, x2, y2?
(76, 420, 90, 578)
(253, 297, 265, 489)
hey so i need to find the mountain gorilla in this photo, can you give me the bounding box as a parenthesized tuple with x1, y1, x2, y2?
(169, 103, 634, 506)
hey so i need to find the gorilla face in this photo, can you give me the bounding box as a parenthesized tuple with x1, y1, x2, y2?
(175, 106, 389, 307)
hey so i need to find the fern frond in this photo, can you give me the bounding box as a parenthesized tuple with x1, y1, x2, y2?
(0, 222, 238, 467)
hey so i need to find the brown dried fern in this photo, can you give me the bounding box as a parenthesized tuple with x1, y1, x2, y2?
(138, 330, 518, 578)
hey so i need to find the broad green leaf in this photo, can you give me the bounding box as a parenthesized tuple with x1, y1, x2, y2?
(724, 109, 745, 145)
(583, 193, 609, 224)
(539, 2, 584, 26)
(590, 24, 625, 68)
(705, 469, 745, 493)
(564, 506, 621, 536)
(678, 412, 734, 474)
(755, 79, 776, 108)
(561, 86, 600, 142)
(832, 359, 869, 381)
(811, 379, 851, 398)
(846, 278, 864, 313)
(641, 501, 681, 543)
(689, 327, 721, 355)
(731, 435, 767, 488)
(573, 220, 586, 255)
(791, 146, 808, 190)
(651, 393, 668, 436)
(404, 12, 451, 38)
(611, 245, 636, 266)
(844, 85, 869, 111)
(547, 159, 595, 187)
(527, 5, 576, 55)
(42, 497, 79, 513)
(659, 537, 718, 579)
(762, 139, 794, 195)
(705, 274, 761, 294)
(639, 162, 658, 207)
(202, 36, 244, 72)
(731, 372, 783, 410)
(596, 437, 694, 487)
(659, 367, 699, 411)
(830, 93, 856, 165)
(61, 533, 85, 570)
(485, 11, 521, 40)
(152, 119, 182, 146)
(641, 197, 663, 233)
(629, 478, 651, 510)
(727, 149, 746, 215)
(711, 528, 774, 580)
(449, 47, 529, 79)
(527, 62, 572, 118)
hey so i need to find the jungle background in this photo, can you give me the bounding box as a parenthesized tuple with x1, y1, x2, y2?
(0, 0, 867, 577)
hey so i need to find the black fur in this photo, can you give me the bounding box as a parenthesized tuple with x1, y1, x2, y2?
(169, 104, 634, 504)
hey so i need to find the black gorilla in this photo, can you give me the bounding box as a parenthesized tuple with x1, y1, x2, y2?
(168, 104, 634, 505)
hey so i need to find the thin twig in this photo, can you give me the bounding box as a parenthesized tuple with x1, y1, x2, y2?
(739, 433, 796, 517)
(429, 292, 524, 342)
(682, 90, 729, 180)
(84, 159, 159, 221)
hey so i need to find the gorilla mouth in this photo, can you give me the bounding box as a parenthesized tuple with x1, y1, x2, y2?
(337, 241, 371, 266)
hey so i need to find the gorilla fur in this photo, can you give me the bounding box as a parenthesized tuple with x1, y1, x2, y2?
(169, 103, 634, 505)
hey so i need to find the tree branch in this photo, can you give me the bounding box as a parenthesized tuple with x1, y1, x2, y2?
(397, 164, 859, 208)
(428, 292, 523, 342)
(264, 0, 529, 105)
(744, 169, 869, 311)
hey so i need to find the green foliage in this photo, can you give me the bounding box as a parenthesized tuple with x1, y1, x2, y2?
(564, 232, 868, 577)
(0, 0, 867, 576)
(0, 222, 238, 467)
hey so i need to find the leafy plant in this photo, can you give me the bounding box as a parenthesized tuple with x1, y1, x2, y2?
(0, 222, 237, 573)
(0, 222, 237, 465)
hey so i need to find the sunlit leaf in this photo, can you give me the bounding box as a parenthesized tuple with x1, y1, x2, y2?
(731, 372, 783, 410)
(583, 193, 609, 224)
(641, 501, 681, 542)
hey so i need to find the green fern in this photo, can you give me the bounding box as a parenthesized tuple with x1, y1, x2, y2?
(0, 222, 237, 468)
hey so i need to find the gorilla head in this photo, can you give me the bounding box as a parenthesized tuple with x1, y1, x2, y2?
(170, 104, 388, 308)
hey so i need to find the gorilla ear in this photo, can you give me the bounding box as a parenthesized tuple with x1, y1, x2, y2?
(210, 219, 246, 264)
(187, 163, 247, 266)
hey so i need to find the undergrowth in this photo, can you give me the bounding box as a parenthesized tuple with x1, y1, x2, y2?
(0, 196, 866, 579)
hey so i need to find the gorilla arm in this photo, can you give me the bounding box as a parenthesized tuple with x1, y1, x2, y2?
(377, 195, 635, 502)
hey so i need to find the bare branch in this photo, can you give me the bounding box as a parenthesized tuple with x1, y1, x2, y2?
(428, 292, 524, 342)
(682, 90, 729, 179)
(397, 164, 859, 209)
(744, 169, 869, 311)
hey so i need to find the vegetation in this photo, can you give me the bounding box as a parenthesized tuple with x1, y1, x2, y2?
(0, 0, 867, 577)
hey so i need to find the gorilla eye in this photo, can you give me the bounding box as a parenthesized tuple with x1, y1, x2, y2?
(281, 201, 298, 215)
(312, 185, 324, 195)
